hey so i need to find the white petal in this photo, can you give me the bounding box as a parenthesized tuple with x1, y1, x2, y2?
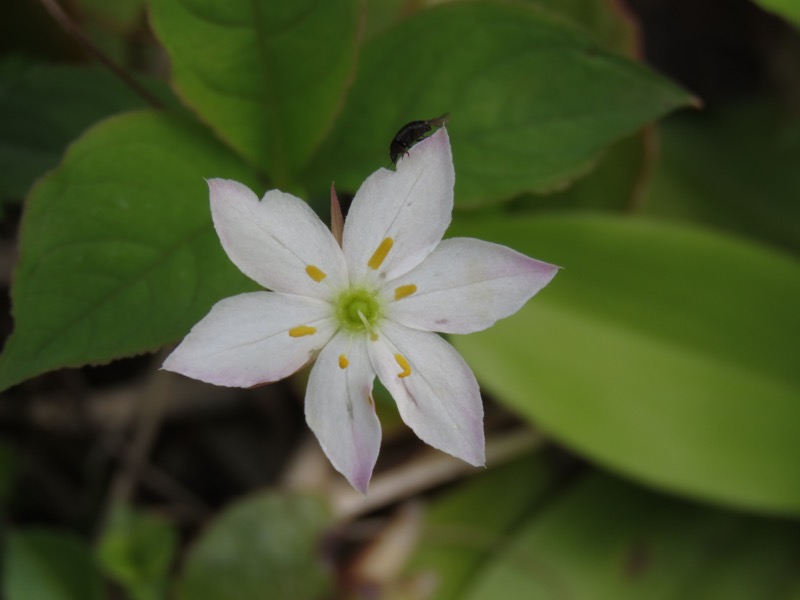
(342, 128, 454, 285)
(163, 292, 336, 387)
(368, 321, 484, 466)
(384, 238, 559, 334)
(306, 333, 381, 493)
(210, 179, 348, 298)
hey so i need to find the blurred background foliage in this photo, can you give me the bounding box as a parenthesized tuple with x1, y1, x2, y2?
(1, 0, 799, 598)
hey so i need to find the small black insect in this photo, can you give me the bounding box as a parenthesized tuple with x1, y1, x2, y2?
(389, 113, 449, 165)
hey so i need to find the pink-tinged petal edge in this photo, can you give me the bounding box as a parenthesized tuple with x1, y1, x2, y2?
(384, 237, 559, 334)
(162, 292, 336, 388)
(305, 333, 380, 493)
(368, 321, 485, 467)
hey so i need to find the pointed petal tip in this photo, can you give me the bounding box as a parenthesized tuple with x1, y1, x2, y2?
(526, 255, 561, 281)
(464, 429, 486, 468)
(207, 177, 257, 199)
(160, 350, 180, 374)
(397, 123, 451, 167)
(513, 250, 560, 294)
(421, 124, 450, 152)
(345, 454, 376, 495)
(350, 473, 371, 495)
(206, 177, 233, 192)
(468, 452, 486, 469)
(335, 458, 374, 495)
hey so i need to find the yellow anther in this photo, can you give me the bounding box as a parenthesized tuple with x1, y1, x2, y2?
(288, 325, 316, 337)
(395, 353, 411, 378)
(305, 265, 327, 282)
(338, 354, 349, 369)
(368, 237, 394, 270)
(394, 284, 417, 300)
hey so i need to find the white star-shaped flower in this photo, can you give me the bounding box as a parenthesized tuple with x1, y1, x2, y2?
(163, 128, 558, 492)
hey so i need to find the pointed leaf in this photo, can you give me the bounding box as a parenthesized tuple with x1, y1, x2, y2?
(96, 505, 178, 600)
(406, 453, 557, 600)
(0, 111, 259, 391)
(0, 60, 163, 203)
(4, 530, 103, 600)
(524, 0, 640, 56)
(450, 214, 800, 514)
(178, 491, 332, 600)
(464, 475, 800, 599)
(521, 130, 656, 212)
(305, 1, 692, 207)
(149, 0, 363, 186)
(645, 102, 800, 254)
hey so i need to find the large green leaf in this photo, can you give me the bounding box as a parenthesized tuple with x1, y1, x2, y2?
(178, 491, 332, 600)
(517, 129, 654, 212)
(0, 60, 157, 203)
(449, 214, 800, 514)
(96, 505, 178, 600)
(406, 453, 558, 600)
(304, 1, 692, 207)
(149, 0, 362, 187)
(463, 474, 800, 599)
(644, 102, 800, 255)
(0, 111, 259, 391)
(524, 0, 639, 55)
(407, 462, 800, 598)
(3, 530, 104, 600)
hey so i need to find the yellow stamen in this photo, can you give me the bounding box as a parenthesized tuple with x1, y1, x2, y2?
(395, 353, 411, 378)
(394, 284, 417, 300)
(368, 237, 394, 270)
(338, 354, 349, 369)
(305, 265, 327, 282)
(288, 325, 316, 337)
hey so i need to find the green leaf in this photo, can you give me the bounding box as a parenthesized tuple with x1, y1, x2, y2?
(449, 214, 800, 514)
(96, 505, 178, 600)
(0, 60, 155, 203)
(517, 129, 654, 212)
(458, 474, 800, 599)
(523, 0, 639, 55)
(406, 453, 557, 600)
(3, 530, 104, 600)
(178, 491, 333, 600)
(149, 0, 363, 187)
(644, 101, 800, 255)
(752, 0, 800, 29)
(0, 110, 259, 391)
(304, 1, 692, 207)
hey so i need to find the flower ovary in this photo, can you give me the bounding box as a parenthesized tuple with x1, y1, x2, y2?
(335, 288, 382, 333)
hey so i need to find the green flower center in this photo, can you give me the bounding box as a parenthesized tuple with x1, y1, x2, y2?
(335, 288, 381, 333)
